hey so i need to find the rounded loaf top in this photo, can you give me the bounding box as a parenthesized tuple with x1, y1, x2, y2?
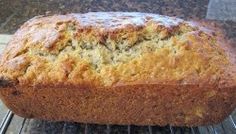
(0, 12, 235, 88)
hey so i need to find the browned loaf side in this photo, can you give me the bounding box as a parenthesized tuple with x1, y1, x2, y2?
(0, 12, 236, 126)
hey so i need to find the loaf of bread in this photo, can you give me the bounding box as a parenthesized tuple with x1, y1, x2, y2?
(0, 12, 236, 126)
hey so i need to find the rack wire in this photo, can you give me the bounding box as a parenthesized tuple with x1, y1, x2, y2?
(0, 110, 235, 134)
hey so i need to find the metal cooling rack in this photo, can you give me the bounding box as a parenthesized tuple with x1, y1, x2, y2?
(0, 110, 236, 134)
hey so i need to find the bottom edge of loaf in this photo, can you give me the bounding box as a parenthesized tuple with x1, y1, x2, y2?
(3, 106, 234, 127)
(8, 110, 232, 127)
(0, 84, 235, 127)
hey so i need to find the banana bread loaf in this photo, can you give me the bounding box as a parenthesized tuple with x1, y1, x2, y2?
(0, 12, 236, 126)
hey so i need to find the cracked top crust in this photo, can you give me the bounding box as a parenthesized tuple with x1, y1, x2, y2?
(0, 12, 236, 88)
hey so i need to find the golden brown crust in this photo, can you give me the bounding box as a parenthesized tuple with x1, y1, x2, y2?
(0, 12, 235, 88)
(0, 12, 236, 126)
(0, 84, 235, 126)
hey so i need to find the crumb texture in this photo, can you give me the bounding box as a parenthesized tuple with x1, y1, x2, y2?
(0, 12, 235, 87)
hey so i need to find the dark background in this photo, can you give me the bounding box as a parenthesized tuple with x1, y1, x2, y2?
(0, 0, 214, 33)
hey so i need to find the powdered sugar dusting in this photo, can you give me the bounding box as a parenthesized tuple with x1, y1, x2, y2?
(71, 12, 183, 29)
(30, 28, 59, 48)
